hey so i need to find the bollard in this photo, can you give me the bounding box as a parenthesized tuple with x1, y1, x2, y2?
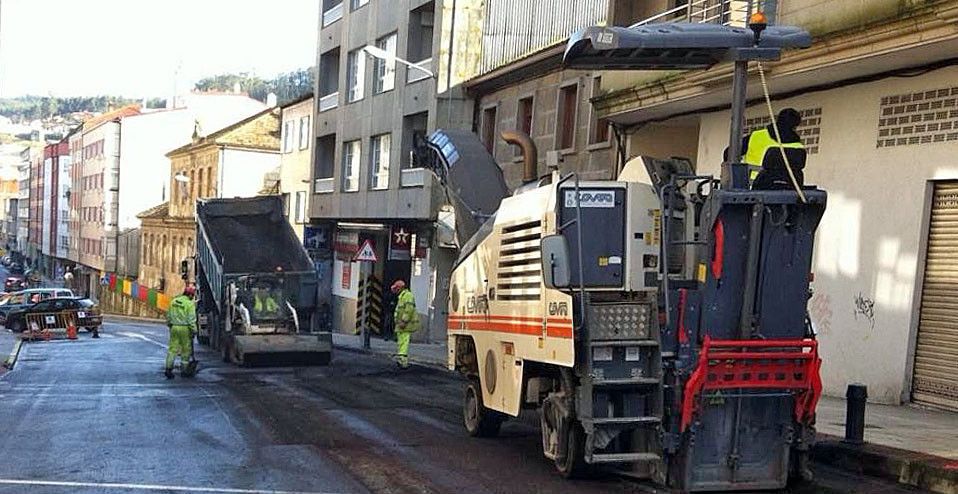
(844, 383, 867, 445)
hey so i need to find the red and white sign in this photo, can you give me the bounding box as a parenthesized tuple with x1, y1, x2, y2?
(354, 239, 378, 262)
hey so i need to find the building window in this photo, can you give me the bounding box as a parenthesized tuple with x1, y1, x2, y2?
(369, 134, 391, 190)
(299, 116, 311, 150)
(294, 191, 307, 223)
(517, 96, 534, 157)
(351, 0, 368, 10)
(342, 140, 361, 192)
(316, 135, 336, 179)
(557, 82, 579, 150)
(481, 105, 498, 154)
(347, 49, 366, 103)
(588, 77, 611, 146)
(373, 33, 398, 94)
(283, 120, 295, 153)
(408, 2, 435, 64)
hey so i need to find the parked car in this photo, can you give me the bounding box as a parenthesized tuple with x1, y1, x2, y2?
(4, 276, 25, 292)
(4, 297, 102, 333)
(0, 288, 75, 323)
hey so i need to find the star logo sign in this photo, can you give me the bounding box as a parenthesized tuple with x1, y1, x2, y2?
(393, 228, 410, 246)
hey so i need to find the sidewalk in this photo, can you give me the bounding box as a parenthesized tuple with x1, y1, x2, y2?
(813, 396, 958, 494)
(332, 332, 448, 367)
(0, 329, 18, 370)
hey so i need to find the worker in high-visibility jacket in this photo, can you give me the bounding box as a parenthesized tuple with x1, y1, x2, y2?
(391, 279, 419, 369)
(165, 285, 197, 379)
(742, 107, 808, 190)
(253, 288, 280, 317)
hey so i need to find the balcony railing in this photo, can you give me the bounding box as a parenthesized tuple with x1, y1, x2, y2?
(319, 92, 339, 112)
(322, 2, 344, 27)
(400, 168, 426, 187)
(314, 177, 335, 194)
(632, 0, 754, 28)
(406, 58, 433, 84)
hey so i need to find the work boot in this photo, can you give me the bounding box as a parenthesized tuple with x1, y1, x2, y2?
(92, 329, 100, 339)
(164, 368, 174, 380)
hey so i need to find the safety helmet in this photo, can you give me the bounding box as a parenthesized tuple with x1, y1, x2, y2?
(183, 285, 197, 297)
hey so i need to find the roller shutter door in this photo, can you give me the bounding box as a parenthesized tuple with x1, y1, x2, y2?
(913, 181, 958, 410)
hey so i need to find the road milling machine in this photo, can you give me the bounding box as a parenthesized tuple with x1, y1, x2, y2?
(423, 19, 826, 492)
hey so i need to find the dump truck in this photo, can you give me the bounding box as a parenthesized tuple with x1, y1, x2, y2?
(425, 19, 825, 492)
(195, 196, 331, 366)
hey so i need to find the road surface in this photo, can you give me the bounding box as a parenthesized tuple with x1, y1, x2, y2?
(0, 318, 929, 494)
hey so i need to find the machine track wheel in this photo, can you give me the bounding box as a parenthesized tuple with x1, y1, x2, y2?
(555, 421, 590, 479)
(463, 380, 503, 437)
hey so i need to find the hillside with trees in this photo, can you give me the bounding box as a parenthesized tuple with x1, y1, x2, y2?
(194, 67, 315, 105)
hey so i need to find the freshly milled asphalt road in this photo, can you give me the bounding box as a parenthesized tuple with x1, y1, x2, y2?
(0, 318, 930, 494)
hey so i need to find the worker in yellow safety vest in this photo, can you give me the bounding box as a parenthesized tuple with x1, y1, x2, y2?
(391, 279, 419, 370)
(165, 285, 197, 379)
(253, 288, 280, 316)
(742, 108, 807, 190)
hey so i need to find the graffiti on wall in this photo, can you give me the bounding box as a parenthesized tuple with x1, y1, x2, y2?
(853, 292, 876, 330)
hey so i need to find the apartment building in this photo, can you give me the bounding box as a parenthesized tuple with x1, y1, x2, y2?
(40, 140, 71, 279)
(16, 148, 30, 256)
(278, 94, 315, 240)
(589, 0, 958, 410)
(71, 105, 141, 297)
(139, 107, 281, 296)
(313, 0, 453, 341)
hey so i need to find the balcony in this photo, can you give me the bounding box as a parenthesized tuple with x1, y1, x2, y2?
(322, 2, 344, 27)
(319, 92, 339, 112)
(633, 0, 754, 28)
(311, 168, 440, 221)
(314, 177, 335, 194)
(406, 58, 433, 84)
(400, 168, 426, 187)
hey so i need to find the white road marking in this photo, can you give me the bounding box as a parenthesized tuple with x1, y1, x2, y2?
(117, 331, 167, 348)
(0, 478, 342, 494)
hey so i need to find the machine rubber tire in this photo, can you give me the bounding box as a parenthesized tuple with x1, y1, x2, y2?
(555, 421, 590, 479)
(221, 337, 232, 363)
(463, 380, 503, 437)
(10, 320, 24, 333)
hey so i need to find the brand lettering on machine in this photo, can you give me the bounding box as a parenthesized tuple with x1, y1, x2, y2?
(466, 295, 489, 314)
(565, 190, 615, 208)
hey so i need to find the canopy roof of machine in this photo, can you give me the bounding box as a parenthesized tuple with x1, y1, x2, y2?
(562, 22, 811, 70)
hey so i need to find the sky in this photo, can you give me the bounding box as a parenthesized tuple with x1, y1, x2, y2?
(0, 0, 319, 98)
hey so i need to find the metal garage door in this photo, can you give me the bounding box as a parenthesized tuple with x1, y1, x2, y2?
(913, 181, 958, 410)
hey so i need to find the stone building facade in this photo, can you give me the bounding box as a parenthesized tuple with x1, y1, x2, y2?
(138, 108, 281, 296)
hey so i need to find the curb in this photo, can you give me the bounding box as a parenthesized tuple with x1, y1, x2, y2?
(332, 343, 448, 371)
(812, 435, 958, 494)
(3, 338, 23, 370)
(104, 314, 165, 324)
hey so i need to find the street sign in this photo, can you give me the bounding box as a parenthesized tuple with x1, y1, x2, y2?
(354, 239, 378, 262)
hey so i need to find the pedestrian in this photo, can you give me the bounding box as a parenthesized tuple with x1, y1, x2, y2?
(165, 285, 197, 379)
(741, 108, 807, 190)
(391, 279, 419, 370)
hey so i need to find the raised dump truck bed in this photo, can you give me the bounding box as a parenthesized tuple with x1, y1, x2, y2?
(195, 196, 331, 366)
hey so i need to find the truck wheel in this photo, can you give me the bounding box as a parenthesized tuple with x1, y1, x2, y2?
(463, 380, 503, 437)
(10, 320, 24, 333)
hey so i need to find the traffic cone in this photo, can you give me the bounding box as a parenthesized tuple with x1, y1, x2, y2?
(66, 324, 77, 340)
